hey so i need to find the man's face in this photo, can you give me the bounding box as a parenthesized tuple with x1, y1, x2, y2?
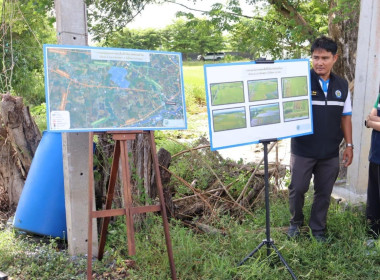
(311, 48, 338, 80)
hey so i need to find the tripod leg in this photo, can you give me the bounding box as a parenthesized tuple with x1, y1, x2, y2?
(238, 241, 266, 266)
(270, 243, 297, 280)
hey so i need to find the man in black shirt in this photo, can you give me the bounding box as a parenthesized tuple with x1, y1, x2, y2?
(287, 36, 353, 242)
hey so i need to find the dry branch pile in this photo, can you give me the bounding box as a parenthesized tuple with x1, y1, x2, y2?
(162, 137, 287, 225)
(93, 136, 288, 233)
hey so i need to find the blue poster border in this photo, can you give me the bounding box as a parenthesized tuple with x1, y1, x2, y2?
(43, 44, 187, 132)
(204, 59, 313, 151)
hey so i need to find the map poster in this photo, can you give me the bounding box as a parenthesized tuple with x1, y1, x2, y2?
(204, 59, 312, 150)
(43, 44, 187, 132)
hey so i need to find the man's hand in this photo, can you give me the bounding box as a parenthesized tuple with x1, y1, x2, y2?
(342, 147, 353, 167)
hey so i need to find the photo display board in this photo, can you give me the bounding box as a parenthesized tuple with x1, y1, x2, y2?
(204, 59, 312, 150)
(43, 45, 187, 132)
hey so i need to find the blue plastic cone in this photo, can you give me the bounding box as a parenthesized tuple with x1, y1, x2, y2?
(13, 131, 67, 238)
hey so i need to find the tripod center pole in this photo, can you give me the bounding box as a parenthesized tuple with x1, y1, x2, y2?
(259, 139, 277, 256)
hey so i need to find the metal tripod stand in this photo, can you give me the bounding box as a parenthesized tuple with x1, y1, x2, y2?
(238, 139, 297, 280)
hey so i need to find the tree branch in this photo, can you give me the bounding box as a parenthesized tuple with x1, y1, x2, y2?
(268, 0, 315, 42)
(165, 0, 262, 20)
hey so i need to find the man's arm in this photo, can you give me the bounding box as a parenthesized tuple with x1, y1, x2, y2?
(341, 115, 353, 167)
(366, 108, 380, 131)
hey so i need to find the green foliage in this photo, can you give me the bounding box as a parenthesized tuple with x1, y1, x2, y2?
(86, 0, 156, 42)
(228, 1, 329, 59)
(0, 0, 56, 105)
(162, 18, 225, 55)
(100, 17, 225, 56)
(30, 103, 47, 132)
(100, 28, 164, 50)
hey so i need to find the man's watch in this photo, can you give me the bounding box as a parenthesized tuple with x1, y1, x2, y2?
(346, 143, 354, 149)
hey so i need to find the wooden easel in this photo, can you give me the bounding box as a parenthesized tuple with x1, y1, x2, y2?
(87, 130, 177, 280)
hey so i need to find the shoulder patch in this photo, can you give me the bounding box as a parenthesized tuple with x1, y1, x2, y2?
(335, 90, 342, 98)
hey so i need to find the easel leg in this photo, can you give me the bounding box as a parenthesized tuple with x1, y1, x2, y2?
(98, 141, 121, 260)
(120, 140, 136, 255)
(149, 131, 177, 280)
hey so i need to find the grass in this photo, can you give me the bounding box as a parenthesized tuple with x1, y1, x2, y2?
(182, 62, 207, 115)
(1, 192, 379, 279)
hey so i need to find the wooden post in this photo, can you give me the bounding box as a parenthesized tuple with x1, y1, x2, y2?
(54, 0, 98, 256)
(345, 0, 380, 200)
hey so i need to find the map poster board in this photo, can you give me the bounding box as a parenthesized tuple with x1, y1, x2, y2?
(204, 59, 312, 150)
(43, 44, 187, 132)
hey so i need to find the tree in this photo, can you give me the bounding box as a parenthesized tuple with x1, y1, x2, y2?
(86, 0, 157, 42)
(101, 28, 163, 50)
(162, 18, 225, 56)
(0, 0, 56, 105)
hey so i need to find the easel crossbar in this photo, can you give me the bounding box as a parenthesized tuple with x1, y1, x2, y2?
(90, 205, 161, 219)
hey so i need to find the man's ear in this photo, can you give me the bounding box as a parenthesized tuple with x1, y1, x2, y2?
(333, 54, 338, 63)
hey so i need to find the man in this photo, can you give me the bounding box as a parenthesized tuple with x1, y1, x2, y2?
(365, 84, 380, 238)
(287, 36, 353, 242)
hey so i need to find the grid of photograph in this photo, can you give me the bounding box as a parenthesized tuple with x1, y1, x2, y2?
(210, 76, 309, 132)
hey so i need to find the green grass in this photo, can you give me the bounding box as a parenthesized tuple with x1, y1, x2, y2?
(1, 192, 379, 279)
(182, 63, 207, 114)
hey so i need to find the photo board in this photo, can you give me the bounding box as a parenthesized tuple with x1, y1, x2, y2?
(204, 59, 312, 150)
(43, 44, 187, 132)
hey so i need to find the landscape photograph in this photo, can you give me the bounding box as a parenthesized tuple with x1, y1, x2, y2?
(249, 103, 281, 127)
(248, 78, 278, 101)
(212, 107, 246, 132)
(283, 99, 309, 122)
(282, 76, 308, 98)
(210, 81, 245, 106)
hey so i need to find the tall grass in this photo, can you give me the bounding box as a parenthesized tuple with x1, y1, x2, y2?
(182, 62, 207, 114)
(1, 193, 379, 279)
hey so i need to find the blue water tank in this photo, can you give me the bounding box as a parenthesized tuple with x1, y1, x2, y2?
(13, 131, 67, 239)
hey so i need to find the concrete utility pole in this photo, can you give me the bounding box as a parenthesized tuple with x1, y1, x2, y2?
(344, 0, 380, 201)
(54, 0, 98, 256)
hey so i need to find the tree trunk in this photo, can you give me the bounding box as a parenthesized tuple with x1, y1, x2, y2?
(0, 94, 41, 208)
(329, 0, 360, 89)
(328, 0, 360, 178)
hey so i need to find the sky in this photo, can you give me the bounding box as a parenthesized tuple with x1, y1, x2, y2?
(128, 0, 254, 29)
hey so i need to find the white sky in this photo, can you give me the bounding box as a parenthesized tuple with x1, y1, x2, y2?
(128, 0, 254, 29)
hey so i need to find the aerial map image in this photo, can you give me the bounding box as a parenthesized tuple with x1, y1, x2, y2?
(248, 78, 278, 102)
(283, 99, 309, 122)
(249, 103, 281, 127)
(44, 45, 186, 131)
(212, 107, 246, 132)
(281, 76, 308, 98)
(210, 81, 244, 106)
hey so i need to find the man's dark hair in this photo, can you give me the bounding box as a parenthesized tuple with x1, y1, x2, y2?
(311, 36, 338, 55)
